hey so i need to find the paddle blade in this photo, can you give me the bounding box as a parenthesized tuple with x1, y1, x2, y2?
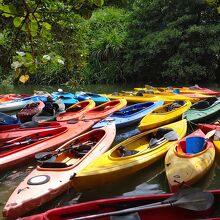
(162, 187, 203, 204)
(164, 130, 178, 141)
(173, 191, 214, 211)
(205, 129, 216, 139)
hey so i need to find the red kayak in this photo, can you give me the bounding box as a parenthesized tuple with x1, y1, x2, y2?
(18, 188, 220, 220)
(0, 120, 95, 172)
(17, 101, 45, 123)
(184, 86, 220, 96)
(0, 94, 30, 103)
(0, 121, 67, 142)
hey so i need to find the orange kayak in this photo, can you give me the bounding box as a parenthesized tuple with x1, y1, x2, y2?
(3, 123, 116, 219)
(81, 99, 127, 120)
(0, 120, 95, 172)
(56, 100, 96, 121)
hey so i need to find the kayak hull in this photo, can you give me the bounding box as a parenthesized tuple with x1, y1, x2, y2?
(0, 120, 95, 172)
(72, 120, 187, 191)
(19, 190, 220, 220)
(3, 123, 116, 219)
(138, 100, 191, 131)
(82, 99, 127, 120)
(56, 100, 96, 121)
(165, 129, 215, 192)
(93, 101, 164, 129)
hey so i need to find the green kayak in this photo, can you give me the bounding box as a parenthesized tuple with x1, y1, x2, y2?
(182, 97, 220, 123)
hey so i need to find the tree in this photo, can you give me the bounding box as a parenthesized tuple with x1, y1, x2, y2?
(124, 0, 220, 83)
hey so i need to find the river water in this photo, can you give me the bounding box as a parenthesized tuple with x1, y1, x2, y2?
(0, 84, 220, 219)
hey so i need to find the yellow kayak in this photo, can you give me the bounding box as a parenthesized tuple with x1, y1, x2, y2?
(101, 93, 174, 103)
(72, 119, 187, 191)
(106, 91, 199, 103)
(165, 129, 215, 192)
(138, 100, 192, 131)
(140, 93, 199, 103)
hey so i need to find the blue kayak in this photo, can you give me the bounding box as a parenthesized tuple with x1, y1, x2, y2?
(0, 95, 48, 112)
(93, 100, 164, 129)
(51, 92, 78, 107)
(75, 92, 110, 105)
(0, 112, 20, 125)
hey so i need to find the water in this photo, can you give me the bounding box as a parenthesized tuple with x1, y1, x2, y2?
(0, 84, 220, 219)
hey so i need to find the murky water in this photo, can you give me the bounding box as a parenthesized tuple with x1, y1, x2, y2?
(0, 84, 220, 219)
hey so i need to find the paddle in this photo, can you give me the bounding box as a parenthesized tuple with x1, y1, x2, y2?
(0, 136, 50, 151)
(148, 130, 178, 149)
(71, 188, 214, 220)
(35, 140, 94, 161)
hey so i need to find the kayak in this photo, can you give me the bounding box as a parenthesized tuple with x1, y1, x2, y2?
(81, 99, 127, 120)
(0, 95, 48, 112)
(17, 101, 45, 123)
(0, 121, 64, 142)
(0, 120, 95, 172)
(75, 91, 110, 105)
(102, 93, 174, 103)
(182, 97, 220, 123)
(51, 91, 78, 107)
(198, 123, 220, 155)
(184, 86, 220, 96)
(0, 94, 30, 103)
(93, 100, 164, 129)
(32, 99, 65, 122)
(165, 129, 215, 192)
(72, 119, 187, 191)
(3, 123, 116, 219)
(0, 112, 20, 125)
(132, 91, 199, 103)
(134, 86, 220, 96)
(138, 100, 192, 131)
(56, 100, 96, 122)
(18, 189, 220, 220)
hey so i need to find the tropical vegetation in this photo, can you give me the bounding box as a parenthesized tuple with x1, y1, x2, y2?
(0, 0, 219, 86)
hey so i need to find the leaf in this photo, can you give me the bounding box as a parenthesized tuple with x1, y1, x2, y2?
(30, 20, 38, 36)
(93, 0, 104, 7)
(13, 17, 23, 27)
(19, 74, 29, 83)
(21, 23, 28, 32)
(218, 6, 220, 14)
(42, 22, 51, 30)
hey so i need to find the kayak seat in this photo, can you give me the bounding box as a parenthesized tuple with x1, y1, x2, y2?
(191, 100, 210, 109)
(118, 146, 139, 157)
(167, 101, 184, 111)
(40, 161, 72, 168)
(70, 144, 93, 158)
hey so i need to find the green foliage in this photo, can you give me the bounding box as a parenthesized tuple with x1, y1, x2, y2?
(0, 0, 104, 83)
(124, 0, 220, 83)
(83, 7, 130, 83)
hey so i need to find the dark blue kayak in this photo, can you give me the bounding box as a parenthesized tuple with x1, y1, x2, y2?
(93, 100, 164, 129)
(0, 112, 20, 125)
